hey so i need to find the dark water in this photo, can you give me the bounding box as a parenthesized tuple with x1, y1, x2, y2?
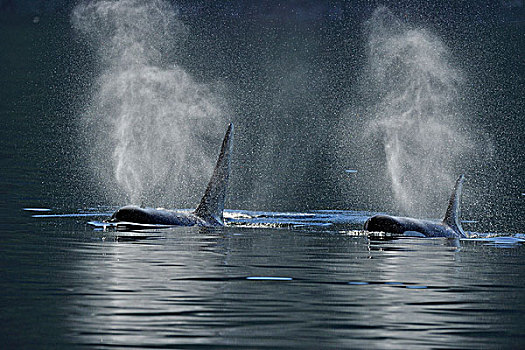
(4, 209, 525, 349)
(2, 2, 525, 349)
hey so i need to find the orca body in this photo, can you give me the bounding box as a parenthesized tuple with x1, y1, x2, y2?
(364, 175, 467, 238)
(110, 123, 234, 227)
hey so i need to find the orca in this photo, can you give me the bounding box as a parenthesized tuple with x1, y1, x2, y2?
(363, 175, 467, 238)
(110, 123, 234, 227)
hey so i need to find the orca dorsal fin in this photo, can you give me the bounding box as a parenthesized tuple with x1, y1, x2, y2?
(194, 123, 234, 225)
(443, 174, 465, 235)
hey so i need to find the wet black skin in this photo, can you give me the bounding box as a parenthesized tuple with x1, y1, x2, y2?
(109, 123, 233, 227)
(363, 175, 467, 238)
(364, 214, 464, 238)
(110, 206, 206, 226)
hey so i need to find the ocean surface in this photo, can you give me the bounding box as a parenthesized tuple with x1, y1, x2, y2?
(3, 207, 525, 349)
(1, 2, 524, 349)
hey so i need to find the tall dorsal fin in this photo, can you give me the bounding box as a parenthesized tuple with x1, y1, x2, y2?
(443, 174, 465, 235)
(194, 123, 233, 225)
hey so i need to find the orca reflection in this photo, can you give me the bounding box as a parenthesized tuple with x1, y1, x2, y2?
(364, 175, 467, 238)
(110, 123, 233, 227)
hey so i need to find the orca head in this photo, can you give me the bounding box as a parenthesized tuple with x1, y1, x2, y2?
(111, 205, 152, 224)
(364, 215, 405, 234)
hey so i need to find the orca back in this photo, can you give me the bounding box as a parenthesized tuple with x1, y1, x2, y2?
(193, 123, 234, 225)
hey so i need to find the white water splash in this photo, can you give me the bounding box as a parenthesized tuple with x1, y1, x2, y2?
(72, 0, 226, 206)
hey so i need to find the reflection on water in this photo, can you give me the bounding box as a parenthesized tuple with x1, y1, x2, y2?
(5, 212, 523, 349)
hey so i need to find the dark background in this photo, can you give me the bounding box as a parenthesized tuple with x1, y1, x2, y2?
(1, 0, 523, 231)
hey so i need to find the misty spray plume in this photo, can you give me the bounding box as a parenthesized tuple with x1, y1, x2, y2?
(72, 0, 226, 207)
(343, 7, 478, 216)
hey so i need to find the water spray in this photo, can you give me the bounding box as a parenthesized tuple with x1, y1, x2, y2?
(72, 0, 226, 206)
(346, 7, 479, 216)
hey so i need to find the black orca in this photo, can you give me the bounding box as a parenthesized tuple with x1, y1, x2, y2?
(364, 175, 467, 238)
(110, 123, 234, 227)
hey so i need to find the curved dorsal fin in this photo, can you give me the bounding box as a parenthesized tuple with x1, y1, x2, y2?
(443, 174, 465, 235)
(194, 123, 234, 225)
